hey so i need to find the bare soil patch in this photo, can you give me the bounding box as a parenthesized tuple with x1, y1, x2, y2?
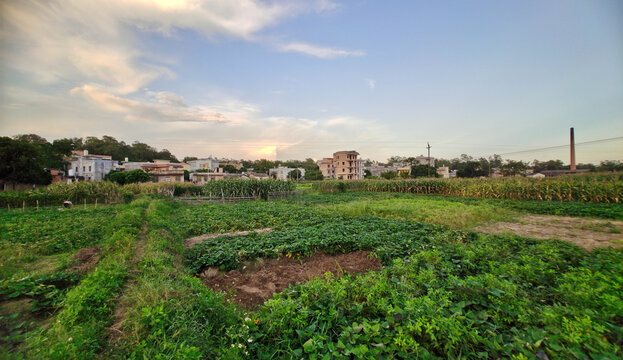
(68, 246, 101, 274)
(476, 215, 623, 251)
(201, 251, 382, 309)
(184, 228, 273, 248)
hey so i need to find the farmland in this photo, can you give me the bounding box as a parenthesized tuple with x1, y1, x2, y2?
(1, 179, 622, 359)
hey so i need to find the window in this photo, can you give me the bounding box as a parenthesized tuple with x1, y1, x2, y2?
(75, 167, 78, 173)
(88, 166, 91, 172)
(83, 166, 85, 172)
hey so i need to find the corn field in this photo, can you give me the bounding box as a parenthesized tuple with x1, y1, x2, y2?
(312, 174, 623, 203)
(0, 179, 296, 207)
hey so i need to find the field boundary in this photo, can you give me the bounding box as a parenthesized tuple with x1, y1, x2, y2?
(184, 228, 273, 248)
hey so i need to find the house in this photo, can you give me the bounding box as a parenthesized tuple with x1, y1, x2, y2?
(187, 158, 219, 171)
(67, 150, 117, 181)
(219, 161, 243, 170)
(141, 163, 184, 183)
(414, 155, 435, 167)
(248, 173, 270, 180)
(190, 172, 244, 185)
(397, 167, 411, 177)
(364, 165, 399, 177)
(269, 167, 305, 180)
(436, 167, 457, 179)
(317, 151, 363, 180)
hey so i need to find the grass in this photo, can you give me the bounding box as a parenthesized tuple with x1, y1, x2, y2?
(322, 198, 518, 229)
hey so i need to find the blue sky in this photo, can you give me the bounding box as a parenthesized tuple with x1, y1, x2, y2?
(1, 0, 622, 163)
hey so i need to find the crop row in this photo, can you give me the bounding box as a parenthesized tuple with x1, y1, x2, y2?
(182, 204, 623, 359)
(26, 199, 148, 359)
(0, 179, 295, 207)
(313, 175, 623, 203)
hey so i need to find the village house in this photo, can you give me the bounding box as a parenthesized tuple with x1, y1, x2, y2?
(68, 150, 117, 181)
(318, 151, 363, 180)
(141, 163, 184, 183)
(269, 167, 306, 180)
(187, 158, 219, 171)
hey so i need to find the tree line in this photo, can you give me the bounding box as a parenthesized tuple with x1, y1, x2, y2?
(366, 154, 622, 179)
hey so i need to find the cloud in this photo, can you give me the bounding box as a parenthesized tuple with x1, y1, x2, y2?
(366, 79, 376, 90)
(71, 85, 228, 123)
(278, 42, 365, 59)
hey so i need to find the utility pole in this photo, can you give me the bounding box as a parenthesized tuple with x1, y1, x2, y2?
(426, 142, 431, 177)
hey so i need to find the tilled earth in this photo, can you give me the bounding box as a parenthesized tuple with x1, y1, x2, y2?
(201, 251, 382, 308)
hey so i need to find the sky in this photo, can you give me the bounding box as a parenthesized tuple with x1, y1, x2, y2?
(1, 0, 622, 163)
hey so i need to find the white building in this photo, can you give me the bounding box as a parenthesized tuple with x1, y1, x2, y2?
(68, 150, 117, 181)
(414, 155, 435, 167)
(187, 158, 219, 171)
(269, 167, 306, 180)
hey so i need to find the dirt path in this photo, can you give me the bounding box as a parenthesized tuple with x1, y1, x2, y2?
(107, 222, 148, 344)
(476, 215, 623, 251)
(184, 228, 273, 248)
(201, 251, 382, 309)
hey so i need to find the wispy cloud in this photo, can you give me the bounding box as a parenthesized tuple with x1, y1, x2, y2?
(71, 85, 228, 123)
(366, 79, 376, 90)
(278, 42, 365, 59)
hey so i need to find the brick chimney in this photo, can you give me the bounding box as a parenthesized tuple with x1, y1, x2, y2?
(570, 127, 576, 171)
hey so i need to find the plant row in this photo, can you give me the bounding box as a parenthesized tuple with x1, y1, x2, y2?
(182, 206, 622, 359)
(0, 179, 295, 207)
(312, 175, 623, 203)
(26, 199, 148, 359)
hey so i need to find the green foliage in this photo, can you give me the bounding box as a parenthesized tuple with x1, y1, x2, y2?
(305, 169, 324, 180)
(0, 205, 120, 261)
(0, 136, 53, 185)
(28, 199, 148, 359)
(178, 198, 623, 359)
(380, 171, 397, 179)
(287, 169, 302, 180)
(312, 175, 623, 203)
(104, 170, 150, 185)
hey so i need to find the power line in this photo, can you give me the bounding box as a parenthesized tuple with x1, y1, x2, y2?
(497, 136, 623, 156)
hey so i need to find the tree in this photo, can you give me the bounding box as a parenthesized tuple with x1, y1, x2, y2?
(253, 159, 275, 173)
(221, 164, 239, 173)
(125, 169, 151, 183)
(288, 169, 303, 180)
(500, 160, 527, 176)
(380, 171, 397, 179)
(364, 169, 372, 178)
(0, 137, 52, 185)
(182, 156, 198, 163)
(305, 169, 324, 180)
(410, 165, 432, 178)
(105, 169, 150, 184)
(597, 160, 623, 172)
(456, 161, 486, 178)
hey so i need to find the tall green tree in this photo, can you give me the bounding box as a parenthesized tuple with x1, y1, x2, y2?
(0, 137, 52, 185)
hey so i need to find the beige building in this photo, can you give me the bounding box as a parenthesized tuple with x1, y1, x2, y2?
(318, 151, 363, 180)
(141, 163, 184, 183)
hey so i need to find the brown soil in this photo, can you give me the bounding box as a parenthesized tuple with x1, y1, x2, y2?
(476, 215, 623, 251)
(68, 246, 101, 274)
(201, 251, 382, 309)
(184, 228, 273, 248)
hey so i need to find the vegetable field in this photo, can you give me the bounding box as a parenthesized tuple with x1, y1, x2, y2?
(1, 189, 622, 359)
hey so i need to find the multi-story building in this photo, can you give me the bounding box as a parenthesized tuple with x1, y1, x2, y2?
(269, 167, 306, 180)
(68, 150, 117, 181)
(414, 155, 435, 167)
(141, 163, 185, 183)
(317, 151, 363, 180)
(187, 158, 219, 171)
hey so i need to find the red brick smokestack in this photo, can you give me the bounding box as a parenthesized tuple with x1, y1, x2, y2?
(570, 127, 576, 171)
